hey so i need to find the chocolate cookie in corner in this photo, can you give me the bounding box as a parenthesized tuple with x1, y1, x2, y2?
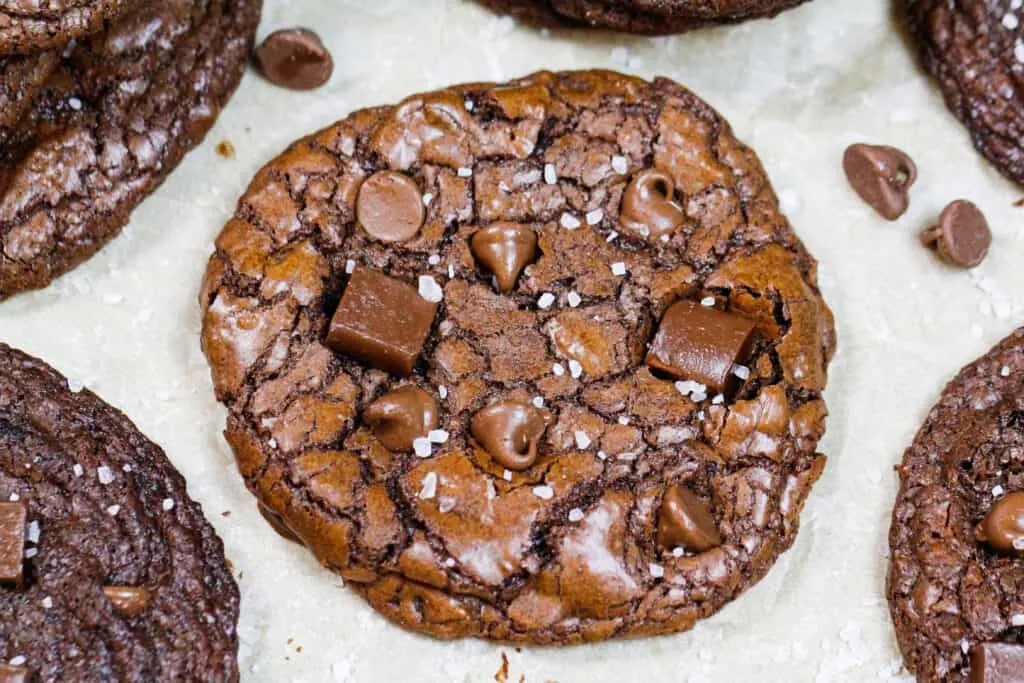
(904, 0, 1024, 187)
(0, 0, 143, 56)
(0, 344, 240, 681)
(888, 329, 1024, 682)
(0, 0, 261, 300)
(471, 0, 811, 33)
(201, 69, 836, 644)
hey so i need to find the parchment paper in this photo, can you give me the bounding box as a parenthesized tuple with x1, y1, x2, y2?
(2, 0, 1023, 680)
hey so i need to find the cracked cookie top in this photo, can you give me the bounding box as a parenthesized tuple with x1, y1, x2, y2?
(0, 0, 143, 56)
(200, 70, 835, 644)
(888, 328, 1024, 682)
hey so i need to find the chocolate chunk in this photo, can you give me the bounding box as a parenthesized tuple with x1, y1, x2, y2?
(645, 300, 757, 396)
(620, 169, 685, 238)
(920, 199, 992, 269)
(356, 172, 426, 243)
(470, 223, 538, 292)
(657, 485, 722, 553)
(103, 586, 151, 617)
(0, 663, 30, 683)
(470, 401, 551, 471)
(254, 28, 334, 91)
(842, 143, 917, 220)
(969, 643, 1024, 683)
(326, 267, 439, 376)
(0, 502, 26, 586)
(364, 386, 439, 451)
(975, 491, 1024, 557)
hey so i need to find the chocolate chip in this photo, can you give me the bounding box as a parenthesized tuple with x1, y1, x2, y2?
(645, 299, 757, 396)
(620, 169, 685, 238)
(920, 199, 992, 269)
(470, 401, 551, 471)
(326, 267, 439, 376)
(975, 491, 1024, 557)
(356, 171, 426, 243)
(969, 643, 1024, 683)
(470, 223, 538, 292)
(364, 386, 439, 451)
(258, 502, 300, 543)
(0, 502, 26, 586)
(103, 585, 151, 617)
(657, 485, 722, 553)
(0, 663, 31, 683)
(842, 143, 917, 220)
(254, 28, 334, 91)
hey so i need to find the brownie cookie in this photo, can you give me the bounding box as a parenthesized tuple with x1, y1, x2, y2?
(0, 0, 261, 300)
(201, 70, 835, 643)
(0, 0, 142, 56)
(471, 0, 810, 33)
(888, 329, 1024, 682)
(0, 344, 239, 680)
(905, 0, 1024, 187)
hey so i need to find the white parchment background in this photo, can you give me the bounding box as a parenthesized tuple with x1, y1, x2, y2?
(2, 0, 1023, 680)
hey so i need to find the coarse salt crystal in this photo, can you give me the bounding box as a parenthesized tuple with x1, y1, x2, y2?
(532, 396, 544, 408)
(552, 363, 565, 377)
(1001, 366, 1012, 377)
(7, 494, 17, 502)
(532, 485, 554, 500)
(733, 365, 751, 380)
(428, 254, 441, 265)
(568, 360, 583, 379)
(24, 548, 37, 559)
(574, 431, 592, 449)
(413, 438, 433, 458)
(673, 547, 685, 558)
(712, 394, 725, 405)
(649, 563, 665, 578)
(457, 167, 473, 177)
(538, 293, 556, 309)
(419, 473, 438, 499)
(1012, 614, 1024, 626)
(428, 430, 449, 444)
(42, 597, 53, 609)
(26, 521, 40, 544)
(73, 464, 84, 478)
(560, 213, 581, 230)
(568, 508, 585, 522)
(107, 505, 121, 516)
(439, 498, 456, 513)
(611, 156, 628, 174)
(418, 275, 443, 303)
(567, 291, 582, 308)
(9, 656, 26, 667)
(992, 485, 1005, 497)
(422, 192, 434, 206)
(97, 466, 114, 485)
(162, 498, 175, 511)
(544, 164, 557, 184)
(597, 450, 608, 460)
(611, 262, 627, 276)
(439, 386, 448, 399)
(618, 416, 630, 425)
(586, 209, 604, 225)
(606, 230, 619, 243)
(1004, 12, 1020, 30)
(464, 99, 475, 111)
(345, 259, 356, 274)
(68, 379, 84, 393)
(701, 297, 716, 307)
(503, 469, 513, 481)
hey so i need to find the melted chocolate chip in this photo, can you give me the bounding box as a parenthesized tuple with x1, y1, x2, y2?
(364, 386, 439, 451)
(470, 223, 538, 292)
(103, 586, 151, 617)
(657, 485, 722, 553)
(254, 28, 334, 91)
(0, 502, 26, 586)
(470, 401, 551, 471)
(920, 200, 992, 269)
(975, 491, 1024, 557)
(326, 267, 439, 376)
(0, 663, 30, 683)
(645, 299, 757, 396)
(620, 169, 685, 238)
(970, 643, 1024, 683)
(356, 171, 426, 243)
(842, 143, 917, 220)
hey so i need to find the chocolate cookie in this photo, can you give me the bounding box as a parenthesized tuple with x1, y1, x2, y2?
(472, 0, 810, 33)
(0, 0, 142, 56)
(0, 344, 239, 680)
(905, 0, 1024, 187)
(0, 0, 261, 300)
(201, 70, 835, 644)
(888, 329, 1024, 682)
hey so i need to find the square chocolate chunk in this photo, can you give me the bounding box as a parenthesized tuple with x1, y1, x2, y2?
(970, 643, 1024, 683)
(645, 299, 757, 396)
(0, 502, 26, 586)
(326, 267, 438, 376)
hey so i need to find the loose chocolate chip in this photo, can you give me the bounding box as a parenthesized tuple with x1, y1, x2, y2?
(975, 491, 1024, 557)
(470, 401, 551, 471)
(920, 199, 992, 269)
(0, 502, 26, 586)
(103, 586, 151, 617)
(969, 643, 1024, 683)
(620, 169, 685, 238)
(364, 386, 439, 451)
(258, 502, 300, 543)
(645, 299, 757, 396)
(326, 267, 438, 377)
(356, 171, 426, 244)
(657, 485, 722, 553)
(842, 143, 918, 220)
(254, 28, 334, 91)
(0, 663, 31, 683)
(470, 223, 538, 292)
